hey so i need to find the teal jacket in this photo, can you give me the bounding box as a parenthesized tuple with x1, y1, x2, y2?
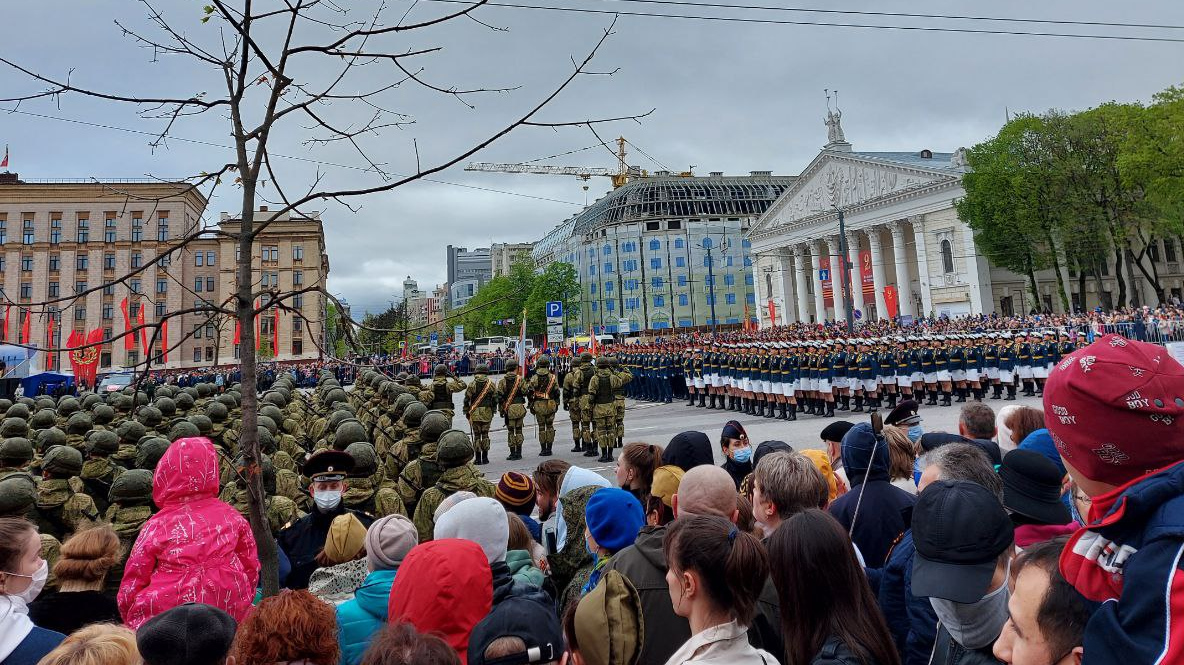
(336, 569, 397, 665)
(506, 549, 546, 589)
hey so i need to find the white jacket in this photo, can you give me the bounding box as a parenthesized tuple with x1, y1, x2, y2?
(662, 620, 779, 665)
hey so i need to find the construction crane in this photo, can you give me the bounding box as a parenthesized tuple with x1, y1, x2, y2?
(466, 136, 644, 189)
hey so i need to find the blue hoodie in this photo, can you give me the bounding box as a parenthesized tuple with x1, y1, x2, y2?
(336, 569, 397, 665)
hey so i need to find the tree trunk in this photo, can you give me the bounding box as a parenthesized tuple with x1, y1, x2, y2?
(1044, 230, 1071, 313)
(1026, 266, 1040, 314)
(1077, 268, 1087, 313)
(1124, 246, 1142, 308)
(1113, 247, 1127, 308)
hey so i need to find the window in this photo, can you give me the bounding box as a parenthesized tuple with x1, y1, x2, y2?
(235, 246, 241, 262)
(746, 292, 756, 305)
(77, 254, 89, 270)
(194, 278, 203, 293)
(263, 246, 279, 261)
(157, 215, 169, 241)
(127, 350, 138, 365)
(193, 324, 203, 340)
(626, 297, 639, 310)
(649, 239, 660, 251)
(233, 344, 240, 359)
(625, 279, 639, 290)
(587, 266, 596, 277)
(724, 274, 735, 286)
(651, 277, 664, 288)
(292, 340, 302, 355)
(131, 252, 142, 268)
(603, 263, 614, 274)
(102, 304, 113, 320)
(19, 283, 31, 299)
(100, 352, 111, 369)
(725, 256, 733, 267)
(293, 271, 303, 286)
(654, 295, 665, 307)
(603, 244, 612, 256)
(940, 238, 954, 274)
(679, 294, 689, 306)
(48, 282, 59, 297)
(205, 325, 214, 339)
(668, 221, 682, 230)
(674, 238, 685, 249)
(703, 237, 714, 249)
(703, 256, 712, 268)
(591, 302, 598, 312)
(605, 281, 614, 294)
(48, 254, 59, 271)
(156, 279, 167, 294)
(102, 326, 111, 341)
(75, 281, 87, 294)
(589, 283, 597, 295)
(75, 307, 86, 321)
(155, 302, 166, 317)
(1168, 239, 1179, 263)
(293, 245, 303, 261)
(650, 258, 662, 270)
(131, 217, 143, 242)
(130, 279, 140, 294)
(103, 284, 115, 296)
(745, 274, 754, 286)
(0, 220, 6, 244)
(194, 348, 202, 363)
(206, 277, 215, 292)
(1150, 241, 1162, 263)
(22, 218, 33, 245)
(205, 347, 215, 362)
(76, 218, 89, 243)
(104, 253, 115, 270)
(195, 252, 204, 266)
(726, 293, 737, 305)
(742, 256, 751, 267)
(606, 299, 615, 312)
(49, 219, 60, 244)
(675, 256, 686, 268)
(129, 302, 140, 318)
(677, 275, 687, 287)
(205, 251, 215, 266)
(104, 217, 117, 243)
(20, 255, 32, 272)
(645, 222, 660, 231)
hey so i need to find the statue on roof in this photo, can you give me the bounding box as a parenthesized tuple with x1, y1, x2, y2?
(825, 89, 847, 145)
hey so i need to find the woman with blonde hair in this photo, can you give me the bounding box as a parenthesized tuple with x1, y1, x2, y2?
(30, 526, 122, 635)
(36, 624, 141, 665)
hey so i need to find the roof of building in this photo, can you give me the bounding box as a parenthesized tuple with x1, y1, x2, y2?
(846, 151, 959, 173)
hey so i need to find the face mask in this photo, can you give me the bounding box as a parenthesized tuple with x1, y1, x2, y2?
(313, 490, 342, 512)
(907, 425, 924, 443)
(732, 447, 753, 464)
(4, 559, 48, 606)
(585, 536, 599, 566)
(930, 572, 1010, 650)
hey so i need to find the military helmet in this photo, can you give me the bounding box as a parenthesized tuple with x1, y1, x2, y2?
(257, 415, 279, 437)
(0, 418, 28, 440)
(402, 402, 427, 429)
(34, 398, 56, 413)
(504, 358, 519, 372)
(432, 364, 448, 378)
(136, 437, 171, 471)
(536, 357, 551, 369)
(29, 409, 56, 431)
(475, 363, 489, 375)
(234, 454, 276, 494)
(196, 383, 213, 398)
(419, 411, 451, 444)
(155, 397, 177, 418)
(189, 415, 214, 437)
(262, 391, 287, 408)
(579, 352, 593, 363)
(86, 430, 120, 456)
(0, 437, 33, 466)
(345, 442, 378, 477)
(205, 402, 229, 423)
(0, 399, 13, 415)
(324, 388, 348, 406)
(281, 418, 299, 435)
(181, 386, 199, 400)
(5, 404, 30, 421)
(154, 385, 175, 399)
(16, 397, 35, 409)
(35, 427, 66, 452)
(116, 420, 147, 444)
(0, 474, 36, 515)
(66, 412, 93, 435)
(56, 397, 81, 417)
(391, 393, 415, 416)
(137, 406, 163, 428)
(216, 394, 236, 410)
(395, 372, 409, 384)
(436, 429, 475, 468)
(259, 405, 284, 428)
(114, 395, 134, 413)
(325, 409, 352, 435)
(42, 445, 84, 476)
(92, 404, 115, 425)
(174, 393, 195, 411)
(257, 426, 276, 454)
(607, 356, 619, 369)
(334, 420, 369, 450)
(109, 468, 154, 505)
(168, 420, 201, 442)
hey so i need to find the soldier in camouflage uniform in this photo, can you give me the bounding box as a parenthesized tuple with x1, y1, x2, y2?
(463, 364, 497, 466)
(0, 436, 33, 475)
(526, 357, 561, 457)
(422, 364, 466, 418)
(204, 401, 230, 449)
(411, 429, 496, 543)
(55, 398, 80, 430)
(608, 355, 633, 449)
(222, 454, 303, 535)
(34, 445, 100, 541)
(390, 410, 449, 484)
(114, 420, 147, 469)
(497, 358, 528, 461)
(342, 442, 405, 518)
(388, 403, 428, 481)
(375, 393, 416, 458)
(394, 411, 452, 515)
(80, 430, 124, 514)
(587, 357, 625, 463)
(91, 404, 116, 432)
(28, 409, 56, 436)
(105, 468, 154, 593)
(63, 412, 92, 450)
(135, 437, 170, 472)
(562, 354, 589, 453)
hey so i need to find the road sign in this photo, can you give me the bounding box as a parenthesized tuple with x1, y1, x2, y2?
(819, 269, 830, 281)
(429, 332, 438, 349)
(453, 325, 464, 344)
(618, 318, 631, 334)
(854, 309, 862, 320)
(545, 301, 563, 318)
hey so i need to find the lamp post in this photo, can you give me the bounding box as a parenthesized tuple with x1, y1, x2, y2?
(831, 194, 856, 332)
(703, 238, 720, 332)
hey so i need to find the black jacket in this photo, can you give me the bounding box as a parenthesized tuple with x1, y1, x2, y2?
(721, 457, 753, 490)
(929, 625, 1003, 665)
(27, 590, 120, 636)
(278, 505, 375, 589)
(811, 636, 890, 665)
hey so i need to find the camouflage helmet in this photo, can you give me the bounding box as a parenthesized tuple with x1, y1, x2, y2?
(92, 404, 115, 425)
(29, 409, 56, 431)
(133, 391, 151, 408)
(345, 442, 378, 477)
(174, 393, 195, 411)
(56, 397, 81, 417)
(325, 409, 352, 434)
(234, 454, 276, 494)
(108, 468, 154, 506)
(0, 437, 33, 466)
(259, 405, 284, 427)
(257, 426, 276, 454)
(81, 393, 103, 411)
(116, 420, 147, 445)
(215, 394, 236, 410)
(395, 372, 409, 384)
(154, 385, 175, 399)
(155, 397, 177, 418)
(402, 402, 427, 429)
(35, 427, 66, 452)
(15, 397, 34, 409)
(5, 403, 30, 421)
(391, 393, 416, 416)
(195, 383, 213, 398)
(474, 363, 489, 375)
(606, 356, 619, 369)
(419, 411, 451, 444)
(0, 399, 12, 414)
(436, 429, 475, 468)
(136, 437, 171, 471)
(205, 402, 229, 423)
(34, 398, 56, 413)
(333, 402, 356, 417)
(113, 395, 134, 413)
(137, 406, 163, 428)
(334, 420, 369, 450)
(504, 358, 518, 372)
(257, 415, 279, 438)
(42, 445, 84, 476)
(281, 418, 299, 435)
(262, 391, 287, 408)
(0, 418, 28, 440)
(405, 375, 422, 389)
(579, 352, 593, 363)
(535, 357, 551, 369)
(168, 420, 201, 443)
(433, 364, 449, 378)
(0, 474, 36, 515)
(86, 430, 120, 456)
(66, 412, 93, 436)
(324, 388, 349, 407)
(182, 387, 199, 400)
(188, 414, 213, 437)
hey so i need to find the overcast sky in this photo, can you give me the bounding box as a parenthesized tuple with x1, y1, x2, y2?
(4, 0, 1182, 316)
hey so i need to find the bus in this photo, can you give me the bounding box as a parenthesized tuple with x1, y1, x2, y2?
(473, 336, 509, 353)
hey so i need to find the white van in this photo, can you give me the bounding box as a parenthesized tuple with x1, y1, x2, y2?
(508, 338, 535, 352)
(474, 336, 509, 353)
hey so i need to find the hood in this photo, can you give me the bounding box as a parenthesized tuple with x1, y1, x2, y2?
(152, 437, 220, 506)
(557, 466, 611, 546)
(840, 422, 891, 485)
(632, 524, 668, 570)
(389, 539, 492, 664)
(663, 431, 714, 471)
(0, 597, 34, 662)
(353, 569, 397, 618)
(1018, 428, 1065, 475)
(433, 497, 508, 564)
(436, 464, 488, 494)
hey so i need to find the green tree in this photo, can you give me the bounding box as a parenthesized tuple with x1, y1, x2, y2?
(525, 262, 580, 335)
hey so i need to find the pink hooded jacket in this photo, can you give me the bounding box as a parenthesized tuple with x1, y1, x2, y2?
(117, 437, 260, 630)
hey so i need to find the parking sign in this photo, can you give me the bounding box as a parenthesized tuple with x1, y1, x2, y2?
(546, 301, 563, 318)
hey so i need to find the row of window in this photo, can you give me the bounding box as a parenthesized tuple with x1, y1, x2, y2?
(589, 292, 755, 311)
(3, 215, 169, 245)
(594, 237, 753, 255)
(589, 255, 750, 275)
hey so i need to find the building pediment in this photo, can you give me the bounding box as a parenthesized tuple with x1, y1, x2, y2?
(749, 150, 960, 238)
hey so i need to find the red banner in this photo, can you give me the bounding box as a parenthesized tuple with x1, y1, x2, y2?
(20, 310, 30, 346)
(137, 305, 148, 355)
(233, 319, 241, 345)
(160, 319, 168, 363)
(273, 308, 280, 356)
(254, 299, 261, 352)
(82, 328, 103, 385)
(66, 329, 83, 379)
(46, 317, 55, 371)
(767, 300, 777, 324)
(860, 249, 875, 297)
(2, 306, 8, 342)
(120, 297, 135, 350)
(883, 286, 900, 320)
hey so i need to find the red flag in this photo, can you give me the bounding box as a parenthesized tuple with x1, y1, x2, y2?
(1, 146, 8, 169)
(883, 286, 900, 320)
(137, 304, 148, 355)
(254, 299, 261, 352)
(273, 308, 280, 357)
(2, 305, 8, 342)
(120, 297, 135, 350)
(767, 300, 777, 325)
(21, 309, 30, 345)
(233, 319, 241, 344)
(160, 318, 168, 363)
(46, 317, 55, 370)
(84, 328, 103, 385)
(66, 329, 83, 378)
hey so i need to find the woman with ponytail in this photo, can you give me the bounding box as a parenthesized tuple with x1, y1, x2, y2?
(615, 442, 663, 501)
(661, 514, 777, 665)
(29, 525, 122, 635)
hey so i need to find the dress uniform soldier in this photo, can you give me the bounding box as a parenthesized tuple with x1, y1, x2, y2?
(497, 359, 528, 461)
(949, 336, 967, 403)
(526, 357, 561, 456)
(463, 363, 497, 466)
(587, 357, 624, 463)
(1016, 333, 1035, 396)
(703, 344, 720, 409)
(609, 355, 632, 448)
(984, 334, 1001, 399)
(998, 333, 1018, 400)
(422, 364, 467, 417)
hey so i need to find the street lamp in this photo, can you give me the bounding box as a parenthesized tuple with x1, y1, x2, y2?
(830, 192, 856, 332)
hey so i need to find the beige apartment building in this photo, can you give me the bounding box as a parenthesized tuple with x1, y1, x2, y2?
(0, 173, 328, 373)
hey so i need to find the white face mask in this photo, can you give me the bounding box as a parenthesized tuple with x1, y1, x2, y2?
(930, 575, 1010, 650)
(4, 559, 48, 607)
(313, 490, 342, 512)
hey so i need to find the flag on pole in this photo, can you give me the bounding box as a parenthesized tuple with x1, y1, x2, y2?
(517, 308, 527, 375)
(1, 145, 8, 170)
(137, 304, 148, 354)
(273, 307, 280, 357)
(2, 305, 8, 342)
(254, 299, 261, 352)
(46, 316, 55, 370)
(160, 318, 168, 362)
(233, 319, 241, 344)
(20, 309, 30, 345)
(120, 297, 136, 350)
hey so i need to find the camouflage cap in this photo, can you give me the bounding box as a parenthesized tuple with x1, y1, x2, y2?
(86, 430, 120, 456)
(419, 411, 451, 444)
(42, 445, 84, 476)
(504, 358, 519, 371)
(475, 363, 490, 375)
(402, 402, 427, 429)
(0, 437, 33, 465)
(0, 474, 36, 515)
(108, 468, 154, 505)
(579, 352, 593, 363)
(136, 437, 171, 471)
(437, 429, 475, 468)
(535, 357, 551, 369)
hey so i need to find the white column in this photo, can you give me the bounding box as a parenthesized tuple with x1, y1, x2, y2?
(811, 242, 826, 322)
(827, 236, 847, 323)
(891, 222, 915, 318)
(964, 225, 988, 314)
(777, 252, 795, 324)
(794, 245, 811, 323)
(868, 226, 889, 320)
(912, 216, 934, 316)
(847, 230, 865, 320)
(753, 253, 770, 326)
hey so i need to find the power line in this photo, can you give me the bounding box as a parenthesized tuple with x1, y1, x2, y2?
(2, 108, 585, 207)
(422, 0, 1184, 43)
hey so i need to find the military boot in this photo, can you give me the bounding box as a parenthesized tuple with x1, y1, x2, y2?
(852, 395, 864, 413)
(1005, 385, 1017, 401)
(941, 392, 952, 407)
(825, 401, 835, 417)
(991, 384, 1003, 400)
(583, 445, 598, 458)
(598, 447, 612, 463)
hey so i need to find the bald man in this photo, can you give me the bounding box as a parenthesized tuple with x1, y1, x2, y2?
(607, 464, 784, 665)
